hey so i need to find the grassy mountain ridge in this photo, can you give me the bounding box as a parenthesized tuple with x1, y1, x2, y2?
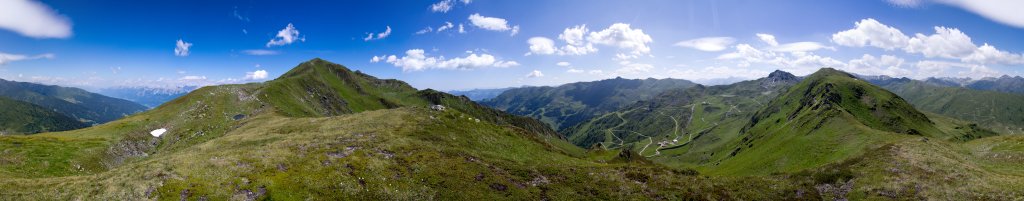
(0, 96, 87, 134)
(0, 78, 148, 124)
(482, 77, 696, 131)
(710, 68, 948, 175)
(563, 70, 800, 151)
(863, 77, 1024, 134)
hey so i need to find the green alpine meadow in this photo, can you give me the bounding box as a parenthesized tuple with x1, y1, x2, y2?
(3, 1, 1024, 200)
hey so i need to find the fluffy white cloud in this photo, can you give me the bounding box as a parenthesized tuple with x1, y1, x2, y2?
(526, 37, 557, 55)
(242, 49, 280, 56)
(567, 68, 584, 73)
(756, 33, 779, 46)
(528, 23, 651, 57)
(833, 18, 1024, 65)
(364, 26, 392, 41)
(905, 26, 976, 59)
(963, 43, 1024, 65)
(526, 70, 544, 78)
(174, 39, 192, 57)
(674, 37, 735, 52)
(717, 43, 843, 75)
(0, 0, 72, 39)
(0, 52, 54, 65)
(266, 23, 304, 47)
(587, 23, 653, 57)
(468, 13, 515, 31)
(844, 54, 912, 77)
(431, 0, 454, 13)
(372, 49, 519, 71)
(458, 24, 466, 33)
(556, 62, 571, 67)
(832, 18, 910, 50)
(245, 70, 269, 80)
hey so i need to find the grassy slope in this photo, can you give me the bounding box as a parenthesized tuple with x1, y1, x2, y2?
(874, 79, 1024, 134)
(0, 97, 87, 134)
(0, 78, 148, 124)
(563, 71, 798, 159)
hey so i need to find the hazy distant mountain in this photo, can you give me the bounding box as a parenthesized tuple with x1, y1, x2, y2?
(96, 86, 197, 108)
(482, 77, 697, 130)
(447, 87, 514, 101)
(0, 79, 148, 125)
(910, 76, 1024, 95)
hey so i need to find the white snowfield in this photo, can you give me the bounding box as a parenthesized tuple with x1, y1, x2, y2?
(150, 128, 167, 137)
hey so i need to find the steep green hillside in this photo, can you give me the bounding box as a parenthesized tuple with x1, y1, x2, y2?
(710, 68, 946, 175)
(563, 70, 800, 153)
(482, 77, 696, 130)
(869, 78, 1024, 134)
(0, 79, 147, 124)
(0, 97, 87, 134)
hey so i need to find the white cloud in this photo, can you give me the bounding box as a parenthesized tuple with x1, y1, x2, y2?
(373, 49, 519, 71)
(844, 54, 912, 77)
(963, 43, 1024, 65)
(431, 0, 454, 13)
(245, 70, 269, 80)
(437, 22, 454, 32)
(526, 37, 557, 55)
(832, 18, 910, 50)
(756, 33, 779, 46)
(0, 0, 72, 39)
(242, 49, 279, 56)
(0, 52, 54, 65)
(415, 27, 433, 35)
(567, 68, 584, 73)
(766, 42, 834, 52)
(674, 37, 735, 52)
(526, 70, 544, 78)
(364, 26, 392, 41)
(587, 23, 653, 57)
(833, 18, 1024, 65)
(666, 66, 771, 81)
(556, 62, 571, 67)
(458, 23, 466, 33)
(266, 23, 304, 47)
(468, 13, 519, 36)
(905, 26, 976, 59)
(891, 0, 1024, 28)
(174, 39, 192, 57)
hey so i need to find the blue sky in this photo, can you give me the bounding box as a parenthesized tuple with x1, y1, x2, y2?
(1, 0, 1023, 91)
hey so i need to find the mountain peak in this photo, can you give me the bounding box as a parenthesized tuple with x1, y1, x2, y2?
(760, 70, 799, 88)
(748, 68, 936, 135)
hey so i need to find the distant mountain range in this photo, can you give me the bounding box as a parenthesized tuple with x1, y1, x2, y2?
(481, 77, 696, 130)
(0, 78, 148, 125)
(446, 87, 514, 101)
(916, 75, 1024, 94)
(96, 85, 198, 108)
